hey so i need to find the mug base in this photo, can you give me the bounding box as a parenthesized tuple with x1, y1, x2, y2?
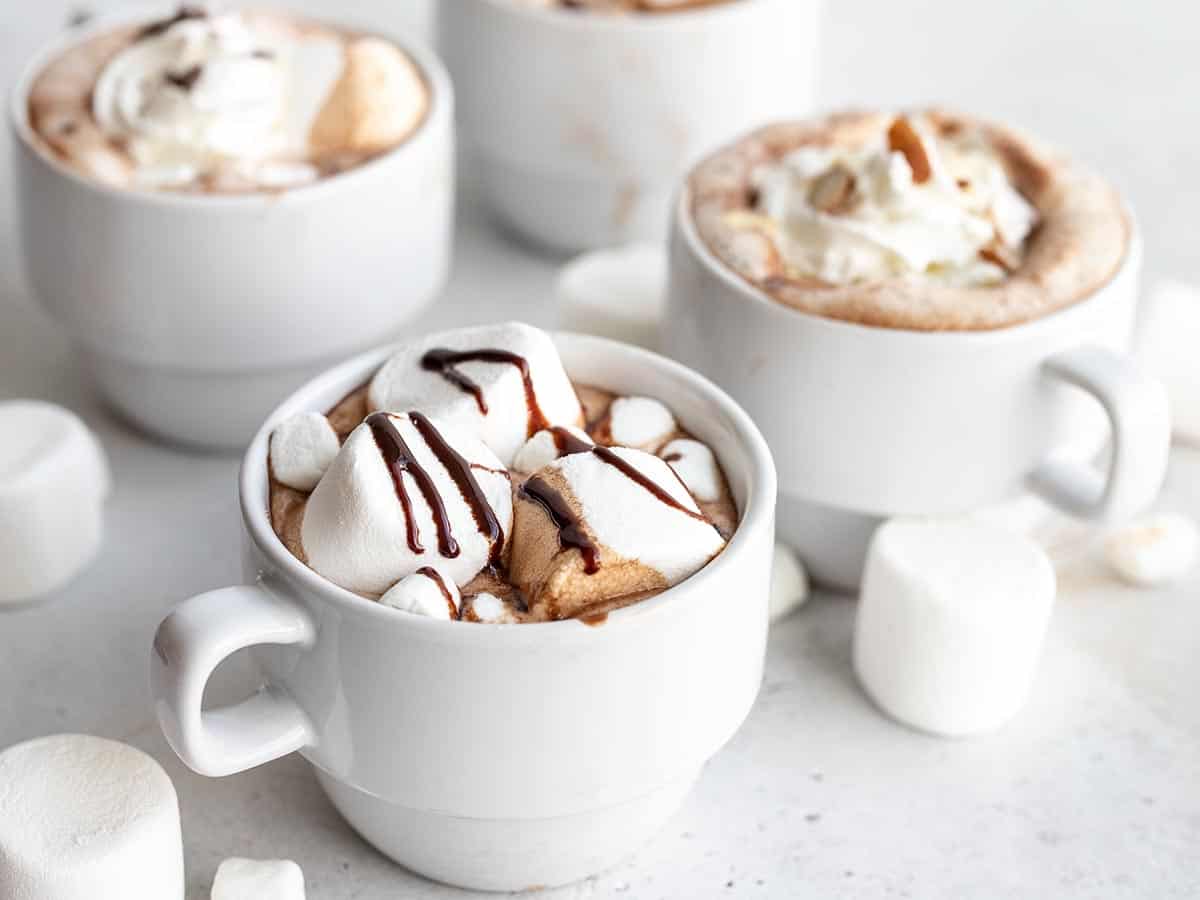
(83, 350, 328, 452)
(777, 493, 884, 594)
(477, 153, 672, 255)
(314, 767, 699, 892)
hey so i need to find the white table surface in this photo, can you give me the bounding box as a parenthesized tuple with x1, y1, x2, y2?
(2, 1, 1199, 897)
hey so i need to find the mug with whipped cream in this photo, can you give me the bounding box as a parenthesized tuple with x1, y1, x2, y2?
(11, 6, 455, 449)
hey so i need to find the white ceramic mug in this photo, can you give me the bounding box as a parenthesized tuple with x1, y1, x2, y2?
(665, 192, 1170, 590)
(437, 0, 819, 253)
(10, 11, 455, 450)
(151, 334, 776, 891)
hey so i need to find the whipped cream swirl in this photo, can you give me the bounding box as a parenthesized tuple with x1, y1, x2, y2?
(746, 116, 1038, 286)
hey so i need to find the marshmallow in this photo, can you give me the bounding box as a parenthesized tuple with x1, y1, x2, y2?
(1138, 280, 1200, 443)
(368, 323, 583, 466)
(269, 412, 341, 491)
(605, 396, 677, 452)
(0, 734, 184, 900)
(463, 591, 518, 624)
(512, 426, 593, 475)
(511, 447, 726, 618)
(0, 401, 110, 606)
(854, 519, 1056, 737)
(660, 438, 722, 502)
(769, 542, 810, 623)
(556, 244, 667, 351)
(302, 411, 513, 594)
(212, 858, 305, 900)
(379, 566, 461, 619)
(310, 37, 428, 155)
(1104, 513, 1199, 587)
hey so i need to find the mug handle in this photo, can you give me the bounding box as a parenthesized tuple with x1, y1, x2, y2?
(151, 584, 316, 777)
(1029, 345, 1170, 522)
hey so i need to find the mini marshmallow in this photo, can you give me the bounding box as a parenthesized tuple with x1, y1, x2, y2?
(0, 734, 184, 900)
(607, 396, 676, 452)
(269, 412, 341, 491)
(854, 519, 1056, 738)
(0, 401, 110, 606)
(512, 426, 593, 475)
(302, 411, 513, 594)
(1137, 280, 1200, 443)
(556, 244, 667, 351)
(1104, 513, 1199, 587)
(211, 858, 305, 900)
(379, 567, 461, 619)
(368, 323, 583, 466)
(660, 438, 722, 502)
(465, 591, 517, 624)
(769, 542, 810, 623)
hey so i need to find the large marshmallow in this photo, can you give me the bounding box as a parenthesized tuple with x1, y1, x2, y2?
(368, 323, 583, 466)
(769, 542, 810, 623)
(302, 411, 513, 594)
(556, 244, 667, 351)
(0, 401, 110, 605)
(0, 734, 184, 900)
(854, 519, 1056, 738)
(269, 411, 340, 491)
(511, 447, 726, 617)
(1137, 280, 1200, 443)
(211, 858, 305, 900)
(1104, 513, 1199, 587)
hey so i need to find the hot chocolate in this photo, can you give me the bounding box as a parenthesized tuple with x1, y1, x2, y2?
(268, 324, 737, 624)
(27, 7, 429, 193)
(689, 109, 1131, 331)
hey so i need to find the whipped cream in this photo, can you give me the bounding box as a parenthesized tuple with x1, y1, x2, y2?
(368, 323, 584, 467)
(301, 411, 513, 595)
(745, 115, 1038, 286)
(91, 11, 344, 187)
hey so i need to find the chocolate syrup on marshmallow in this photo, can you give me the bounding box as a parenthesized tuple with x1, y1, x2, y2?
(420, 348, 550, 437)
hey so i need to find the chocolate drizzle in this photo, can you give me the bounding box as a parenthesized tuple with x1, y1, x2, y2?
(138, 6, 206, 39)
(366, 412, 460, 559)
(409, 411, 505, 567)
(519, 476, 600, 574)
(165, 65, 203, 91)
(591, 447, 707, 521)
(420, 348, 550, 437)
(416, 566, 457, 618)
(550, 426, 593, 456)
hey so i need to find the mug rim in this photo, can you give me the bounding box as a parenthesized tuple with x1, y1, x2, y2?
(461, 0, 780, 31)
(8, 3, 453, 211)
(673, 183, 1142, 345)
(238, 331, 777, 639)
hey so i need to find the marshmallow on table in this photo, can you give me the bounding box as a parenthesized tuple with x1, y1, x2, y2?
(212, 858, 305, 900)
(769, 542, 810, 623)
(854, 519, 1056, 738)
(513, 426, 593, 475)
(556, 244, 668, 351)
(269, 411, 340, 491)
(1105, 513, 1199, 587)
(605, 396, 676, 452)
(302, 410, 513, 595)
(0, 734, 184, 900)
(660, 438, 722, 502)
(368, 322, 583, 466)
(1138, 280, 1200, 444)
(380, 566, 462, 619)
(0, 401, 110, 606)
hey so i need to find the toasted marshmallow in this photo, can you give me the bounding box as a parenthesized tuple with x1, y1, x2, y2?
(463, 591, 518, 624)
(854, 519, 1055, 737)
(0, 401, 110, 606)
(310, 37, 427, 155)
(769, 542, 810, 623)
(556, 244, 667, 351)
(512, 426, 593, 475)
(269, 412, 340, 491)
(605, 396, 676, 451)
(1138, 280, 1200, 443)
(660, 438, 722, 502)
(212, 858, 305, 900)
(1104, 513, 1199, 587)
(510, 447, 725, 618)
(368, 323, 583, 466)
(0, 734, 184, 900)
(379, 566, 461, 619)
(301, 411, 512, 594)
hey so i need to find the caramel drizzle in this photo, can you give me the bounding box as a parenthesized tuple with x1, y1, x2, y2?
(409, 411, 506, 567)
(416, 566, 458, 618)
(420, 348, 550, 437)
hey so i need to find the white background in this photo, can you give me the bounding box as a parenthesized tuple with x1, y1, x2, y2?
(1, 1, 1198, 897)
